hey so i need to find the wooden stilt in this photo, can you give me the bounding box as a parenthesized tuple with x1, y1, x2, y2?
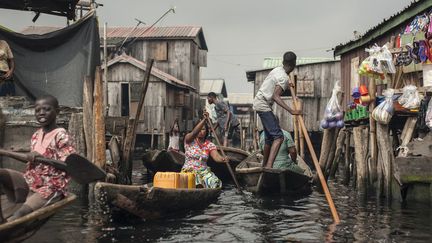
(93, 67, 106, 169)
(353, 126, 369, 194)
(319, 129, 336, 171)
(376, 123, 394, 201)
(369, 78, 377, 187)
(329, 128, 346, 179)
(122, 59, 154, 184)
(324, 128, 340, 177)
(83, 76, 94, 162)
(343, 129, 351, 185)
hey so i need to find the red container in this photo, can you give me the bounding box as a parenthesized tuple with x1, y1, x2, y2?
(359, 84, 368, 96)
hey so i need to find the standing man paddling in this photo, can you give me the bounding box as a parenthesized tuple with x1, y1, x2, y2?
(252, 51, 301, 168)
(207, 92, 240, 147)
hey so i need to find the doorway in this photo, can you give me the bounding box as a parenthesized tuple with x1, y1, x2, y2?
(121, 83, 129, 116)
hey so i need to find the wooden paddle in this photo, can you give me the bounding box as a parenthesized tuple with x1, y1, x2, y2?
(205, 117, 243, 193)
(287, 84, 341, 224)
(0, 149, 106, 184)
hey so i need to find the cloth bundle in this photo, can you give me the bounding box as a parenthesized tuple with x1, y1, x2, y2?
(372, 89, 395, 124)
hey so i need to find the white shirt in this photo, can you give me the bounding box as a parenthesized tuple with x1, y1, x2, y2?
(253, 67, 290, 112)
(168, 135, 180, 150)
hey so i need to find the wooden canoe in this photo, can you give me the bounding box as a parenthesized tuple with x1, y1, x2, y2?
(142, 149, 184, 174)
(207, 146, 250, 181)
(142, 146, 249, 183)
(235, 153, 313, 195)
(0, 194, 76, 243)
(94, 182, 221, 220)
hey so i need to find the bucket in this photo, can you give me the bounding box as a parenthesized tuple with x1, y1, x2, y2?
(359, 84, 369, 96)
(360, 94, 372, 104)
(352, 87, 361, 99)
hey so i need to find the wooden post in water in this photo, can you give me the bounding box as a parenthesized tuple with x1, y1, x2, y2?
(329, 128, 346, 179)
(368, 78, 377, 186)
(343, 129, 351, 185)
(122, 59, 154, 183)
(83, 76, 94, 162)
(376, 123, 394, 201)
(93, 67, 106, 169)
(353, 126, 369, 194)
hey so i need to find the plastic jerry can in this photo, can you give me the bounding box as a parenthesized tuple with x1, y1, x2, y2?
(153, 172, 181, 189)
(181, 172, 196, 189)
(178, 173, 189, 188)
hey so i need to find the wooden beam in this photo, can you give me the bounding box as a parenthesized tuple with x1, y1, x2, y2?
(121, 59, 155, 183)
(83, 76, 93, 162)
(353, 126, 369, 194)
(93, 67, 106, 169)
(376, 123, 394, 201)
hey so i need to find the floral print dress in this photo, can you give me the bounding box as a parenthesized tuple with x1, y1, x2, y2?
(24, 127, 76, 199)
(181, 139, 222, 188)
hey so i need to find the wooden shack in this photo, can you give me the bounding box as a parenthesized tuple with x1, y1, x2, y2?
(103, 26, 208, 149)
(246, 59, 341, 132)
(104, 54, 196, 149)
(227, 93, 254, 149)
(333, 0, 432, 203)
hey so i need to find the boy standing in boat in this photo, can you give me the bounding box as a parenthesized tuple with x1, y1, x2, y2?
(0, 95, 75, 222)
(207, 92, 240, 147)
(253, 51, 301, 169)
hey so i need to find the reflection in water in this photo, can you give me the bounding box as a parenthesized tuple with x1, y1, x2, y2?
(25, 180, 432, 243)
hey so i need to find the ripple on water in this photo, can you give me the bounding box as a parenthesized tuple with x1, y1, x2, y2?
(24, 181, 432, 243)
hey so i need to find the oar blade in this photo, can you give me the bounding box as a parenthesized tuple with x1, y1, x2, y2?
(65, 154, 106, 184)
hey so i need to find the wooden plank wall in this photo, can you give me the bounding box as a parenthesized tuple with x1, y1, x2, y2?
(253, 62, 340, 132)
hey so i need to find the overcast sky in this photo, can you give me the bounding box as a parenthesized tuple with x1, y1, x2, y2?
(0, 0, 413, 93)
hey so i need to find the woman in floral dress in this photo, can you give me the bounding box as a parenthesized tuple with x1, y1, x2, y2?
(181, 112, 228, 188)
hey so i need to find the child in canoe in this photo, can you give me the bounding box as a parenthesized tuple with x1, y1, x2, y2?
(0, 95, 75, 222)
(181, 111, 228, 188)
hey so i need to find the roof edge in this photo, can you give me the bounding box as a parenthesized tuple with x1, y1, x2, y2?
(334, 0, 432, 56)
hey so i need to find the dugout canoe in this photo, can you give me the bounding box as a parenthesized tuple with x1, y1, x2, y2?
(207, 146, 250, 181)
(94, 182, 221, 220)
(0, 194, 76, 243)
(235, 153, 313, 195)
(142, 146, 249, 182)
(142, 149, 184, 174)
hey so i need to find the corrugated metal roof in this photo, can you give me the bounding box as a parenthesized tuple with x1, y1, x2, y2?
(263, 57, 336, 69)
(200, 79, 227, 97)
(334, 0, 432, 56)
(104, 54, 195, 91)
(227, 93, 253, 105)
(20, 25, 208, 50)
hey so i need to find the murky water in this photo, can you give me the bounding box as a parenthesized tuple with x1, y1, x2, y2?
(24, 162, 432, 243)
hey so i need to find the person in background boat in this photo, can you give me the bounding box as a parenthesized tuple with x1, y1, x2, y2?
(0, 40, 15, 96)
(168, 118, 180, 151)
(181, 111, 228, 188)
(207, 92, 240, 147)
(252, 51, 301, 169)
(258, 129, 304, 174)
(0, 95, 75, 222)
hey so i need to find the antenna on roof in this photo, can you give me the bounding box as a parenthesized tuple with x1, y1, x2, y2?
(118, 18, 146, 53)
(121, 6, 176, 52)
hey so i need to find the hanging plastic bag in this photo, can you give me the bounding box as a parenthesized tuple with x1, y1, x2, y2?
(426, 97, 432, 129)
(372, 89, 395, 124)
(378, 45, 396, 74)
(320, 81, 343, 129)
(398, 85, 421, 109)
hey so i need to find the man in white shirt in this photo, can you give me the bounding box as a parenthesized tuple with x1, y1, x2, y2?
(252, 51, 301, 168)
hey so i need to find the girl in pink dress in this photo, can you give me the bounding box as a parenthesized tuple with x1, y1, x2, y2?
(0, 95, 75, 222)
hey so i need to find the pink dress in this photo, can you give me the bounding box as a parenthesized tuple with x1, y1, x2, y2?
(23, 127, 75, 199)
